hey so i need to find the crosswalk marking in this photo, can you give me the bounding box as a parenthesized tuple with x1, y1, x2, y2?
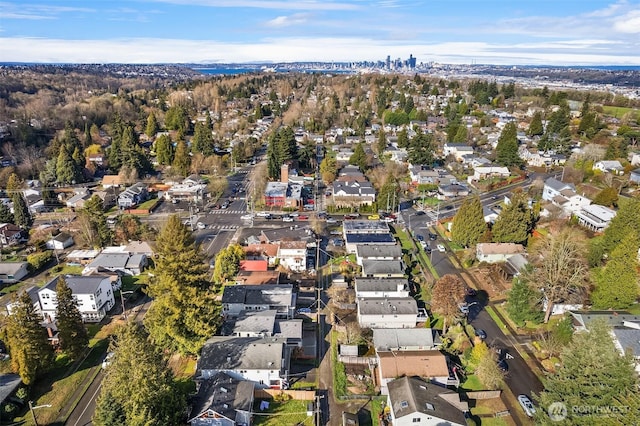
(208, 210, 246, 215)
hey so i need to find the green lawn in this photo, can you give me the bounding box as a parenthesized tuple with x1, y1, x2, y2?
(485, 306, 510, 334)
(252, 399, 314, 426)
(602, 105, 639, 119)
(461, 374, 484, 391)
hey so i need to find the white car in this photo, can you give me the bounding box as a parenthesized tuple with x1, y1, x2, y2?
(255, 212, 270, 217)
(196, 222, 206, 230)
(437, 244, 446, 252)
(102, 352, 115, 369)
(518, 395, 536, 417)
(282, 216, 294, 222)
(241, 214, 253, 221)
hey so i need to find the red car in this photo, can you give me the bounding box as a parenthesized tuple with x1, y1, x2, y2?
(297, 215, 309, 220)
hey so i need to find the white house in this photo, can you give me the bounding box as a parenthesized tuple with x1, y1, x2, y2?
(542, 177, 575, 202)
(575, 204, 617, 232)
(355, 244, 403, 266)
(276, 241, 307, 272)
(593, 160, 624, 175)
(387, 376, 468, 426)
(38, 275, 116, 322)
(476, 243, 525, 263)
(45, 233, 74, 250)
(373, 328, 441, 352)
(197, 337, 290, 389)
(357, 297, 417, 329)
(443, 143, 474, 161)
(468, 166, 510, 182)
(354, 278, 409, 299)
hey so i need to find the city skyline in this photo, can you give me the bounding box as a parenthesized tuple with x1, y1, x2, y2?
(0, 0, 639, 66)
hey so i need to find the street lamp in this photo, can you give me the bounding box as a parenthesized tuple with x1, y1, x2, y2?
(28, 401, 52, 426)
(120, 290, 135, 321)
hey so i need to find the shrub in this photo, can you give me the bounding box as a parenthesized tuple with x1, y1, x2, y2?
(26, 251, 53, 271)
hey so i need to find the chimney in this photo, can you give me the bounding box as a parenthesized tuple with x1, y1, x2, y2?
(281, 164, 289, 184)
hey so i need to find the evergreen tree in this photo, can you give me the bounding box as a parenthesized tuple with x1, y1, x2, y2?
(453, 125, 467, 143)
(451, 196, 486, 247)
(407, 128, 435, 165)
(592, 232, 639, 309)
(154, 134, 174, 165)
(528, 111, 544, 136)
(0, 202, 14, 224)
(600, 198, 640, 259)
(84, 122, 93, 147)
(5, 292, 54, 385)
(172, 140, 191, 177)
(144, 215, 222, 354)
(164, 105, 189, 133)
(93, 322, 186, 426)
(396, 128, 409, 148)
(266, 138, 280, 180)
(592, 187, 619, 208)
(191, 122, 215, 156)
(56, 145, 82, 184)
(55, 276, 89, 359)
(11, 192, 32, 228)
(145, 111, 159, 138)
(491, 192, 534, 244)
(506, 277, 543, 326)
(78, 195, 111, 248)
(546, 103, 570, 135)
(377, 130, 387, 155)
(349, 142, 368, 172)
(495, 122, 521, 166)
(212, 244, 245, 284)
(536, 319, 640, 425)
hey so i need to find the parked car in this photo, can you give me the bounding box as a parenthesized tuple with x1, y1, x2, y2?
(241, 214, 253, 221)
(289, 212, 299, 217)
(367, 214, 380, 220)
(326, 218, 338, 224)
(333, 239, 344, 247)
(256, 212, 271, 217)
(497, 359, 509, 372)
(298, 215, 309, 220)
(475, 329, 487, 340)
(415, 210, 426, 216)
(437, 244, 445, 252)
(518, 395, 536, 417)
(102, 352, 115, 369)
(420, 241, 428, 249)
(196, 222, 206, 230)
(282, 216, 294, 222)
(416, 234, 424, 241)
(429, 233, 438, 240)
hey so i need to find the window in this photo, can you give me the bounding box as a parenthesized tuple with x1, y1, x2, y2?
(412, 418, 421, 423)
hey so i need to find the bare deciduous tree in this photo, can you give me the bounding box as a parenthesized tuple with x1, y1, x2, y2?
(524, 229, 590, 323)
(431, 274, 466, 332)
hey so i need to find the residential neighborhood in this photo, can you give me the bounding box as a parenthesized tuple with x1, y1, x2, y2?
(0, 65, 638, 426)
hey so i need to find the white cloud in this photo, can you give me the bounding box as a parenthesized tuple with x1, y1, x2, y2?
(265, 13, 310, 27)
(146, 0, 359, 11)
(614, 10, 640, 32)
(0, 2, 94, 20)
(1, 36, 639, 66)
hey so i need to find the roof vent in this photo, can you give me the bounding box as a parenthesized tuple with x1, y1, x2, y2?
(221, 387, 228, 393)
(426, 402, 435, 410)
(226, 356, 231, 362)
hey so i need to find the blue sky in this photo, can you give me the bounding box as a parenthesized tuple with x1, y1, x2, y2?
(1, 0, 639, 65)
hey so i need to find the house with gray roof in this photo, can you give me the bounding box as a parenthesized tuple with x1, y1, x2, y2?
(357, 297, 418, 329)
(0, 261, 28, 284)
(361, 259, 405, 278)
(197, 337, 291, 389)
(345, 234, 397, 254)
(38, 275, 115, 322)
(0, 374, 22, 408)
(230, 310, 302, 346)
(542, 177, 575, 202)
(83, 252, 147, 276)
(188, 372, 254, 426)
(222, 284, 296, 319)
(355, 244, 402, 265)
(355, 278, 409, 299)
(117, 182, 148, 209)
(373, 328, 442, 352)
(387, 376, 468, 426)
